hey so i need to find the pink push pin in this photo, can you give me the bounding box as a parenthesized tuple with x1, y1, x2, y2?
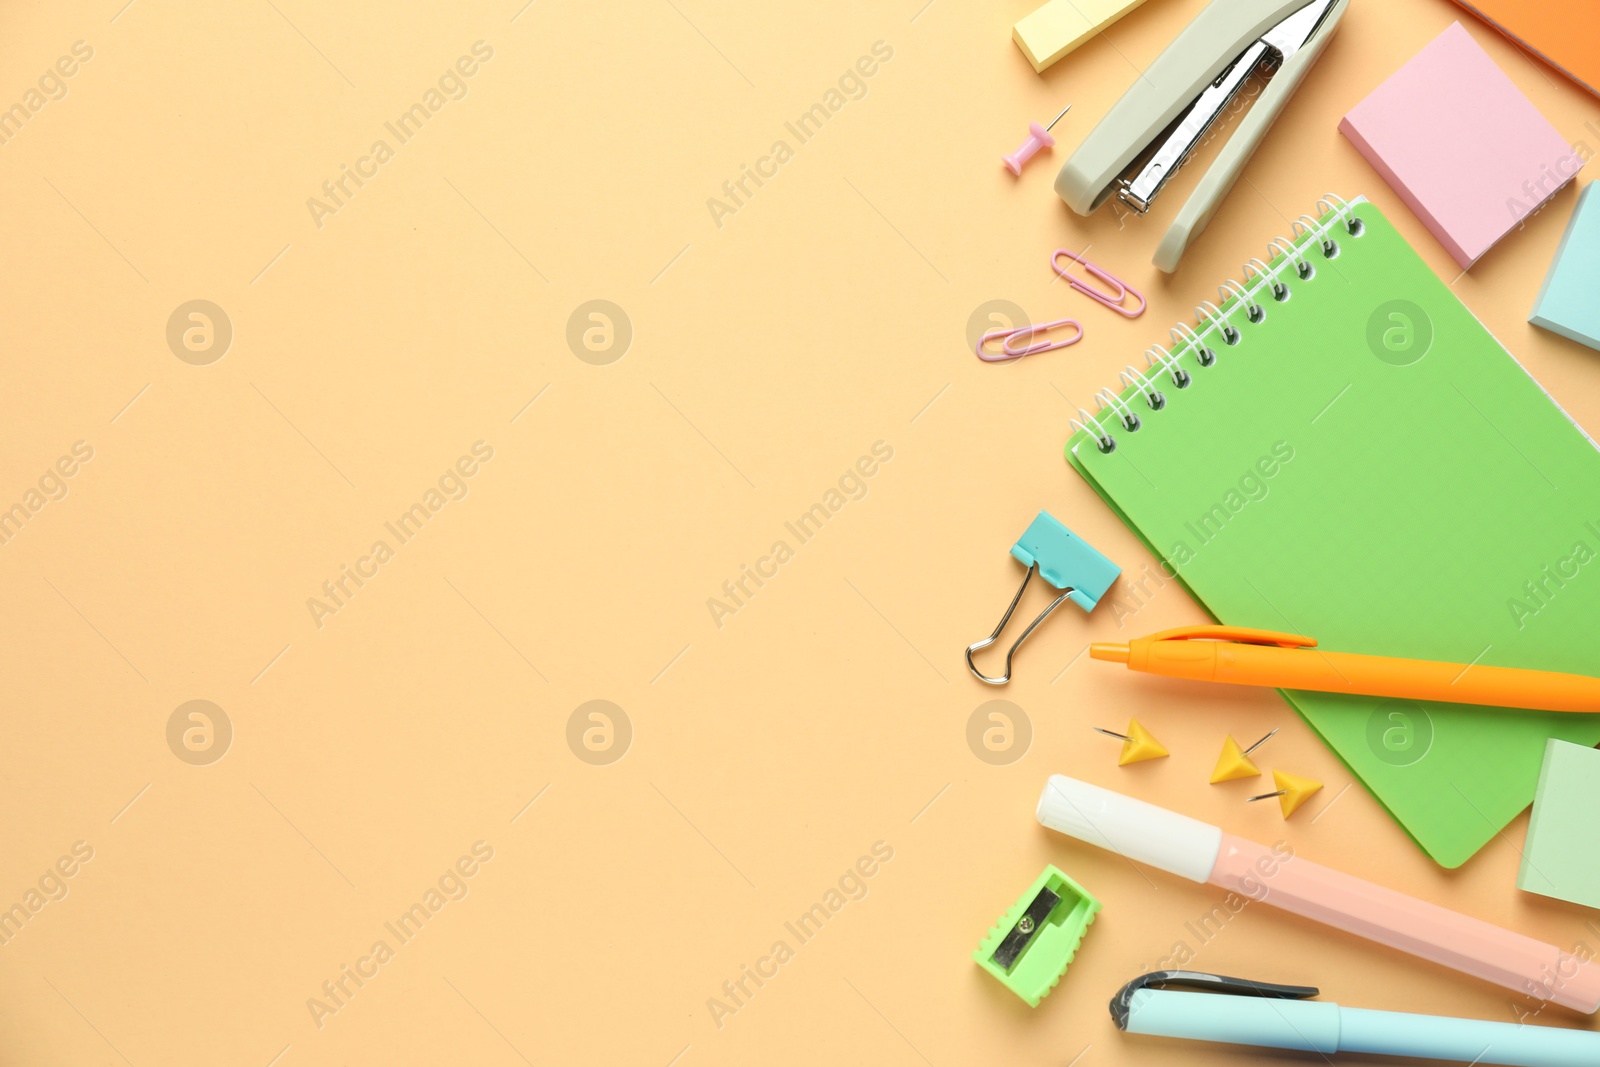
(1002, 104, 1071, 176)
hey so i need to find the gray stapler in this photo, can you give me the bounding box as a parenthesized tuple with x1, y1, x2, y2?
(1056, 0, 1348, 272)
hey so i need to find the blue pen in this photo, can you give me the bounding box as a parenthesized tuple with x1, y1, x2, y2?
(1111, 971, 1600, 1067)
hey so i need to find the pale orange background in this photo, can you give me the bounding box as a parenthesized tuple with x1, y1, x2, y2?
(3, 0, 1599, 1064)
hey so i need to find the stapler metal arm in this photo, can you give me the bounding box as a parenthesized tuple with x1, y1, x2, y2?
(1056, 0, 1348, 272)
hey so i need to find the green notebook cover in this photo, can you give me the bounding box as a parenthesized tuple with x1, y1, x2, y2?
(1066, 197, 1600, 868)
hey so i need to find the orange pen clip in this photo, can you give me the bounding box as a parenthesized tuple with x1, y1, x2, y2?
(1092, 625, 1315, 663)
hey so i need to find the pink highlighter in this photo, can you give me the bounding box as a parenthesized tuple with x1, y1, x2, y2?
(1037, 775, 1600, 1013)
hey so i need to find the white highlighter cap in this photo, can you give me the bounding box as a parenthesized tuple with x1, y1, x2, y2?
(1036, 775, 1223, 883)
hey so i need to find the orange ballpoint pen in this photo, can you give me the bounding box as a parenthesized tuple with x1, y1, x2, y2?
(1090, 625, 1600, 713)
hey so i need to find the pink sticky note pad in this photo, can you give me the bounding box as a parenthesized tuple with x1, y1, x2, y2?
(1339, 22, 1581, 269)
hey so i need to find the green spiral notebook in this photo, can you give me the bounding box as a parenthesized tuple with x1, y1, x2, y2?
(1066, 196, 1600, 868)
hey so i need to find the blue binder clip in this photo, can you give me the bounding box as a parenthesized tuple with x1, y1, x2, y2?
(965, 512, 1121, 685)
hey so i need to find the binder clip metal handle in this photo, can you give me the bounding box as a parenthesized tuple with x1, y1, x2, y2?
(966, 513, 1121, 686)
(966, 563, 1078, 686)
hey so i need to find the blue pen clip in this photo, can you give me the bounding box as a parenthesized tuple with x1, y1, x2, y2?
(965, 512, 1121, 685)
(1109, 971, 1318, 1031)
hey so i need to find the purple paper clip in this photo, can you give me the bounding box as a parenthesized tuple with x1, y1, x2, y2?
(1051, 248, 1146, 318)
(976, 318, 1083, 362)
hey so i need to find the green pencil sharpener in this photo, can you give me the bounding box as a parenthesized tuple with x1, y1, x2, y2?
(973, 865, 1100, 1006)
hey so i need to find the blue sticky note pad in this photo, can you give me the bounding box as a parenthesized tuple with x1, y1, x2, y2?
(1531, 181, 1600, 352)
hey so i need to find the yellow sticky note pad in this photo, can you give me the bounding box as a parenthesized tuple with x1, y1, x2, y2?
(1012, 0, 1150, 73)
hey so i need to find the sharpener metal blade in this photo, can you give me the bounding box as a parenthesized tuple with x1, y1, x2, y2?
(990, 885, 1060, 971)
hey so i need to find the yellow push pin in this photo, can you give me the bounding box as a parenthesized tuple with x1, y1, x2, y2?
(1092, 719, 1169, 765)
(1249, 770, 1324, 818)
(1209, 728, 1278, 784)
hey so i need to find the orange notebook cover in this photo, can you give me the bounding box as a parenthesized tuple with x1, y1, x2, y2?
(1453, 1, 1600, 99)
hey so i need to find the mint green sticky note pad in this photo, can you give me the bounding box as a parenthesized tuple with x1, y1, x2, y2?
(1519, 739, 1600, 909)
(1531, 181, 1600, 352)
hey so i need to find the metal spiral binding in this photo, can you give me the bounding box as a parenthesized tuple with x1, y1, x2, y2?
(1074, 193, 1366, 454)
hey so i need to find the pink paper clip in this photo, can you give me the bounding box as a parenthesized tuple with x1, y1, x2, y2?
(1051, 248, 1146, 318)
(975, 318, 1083, 362)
